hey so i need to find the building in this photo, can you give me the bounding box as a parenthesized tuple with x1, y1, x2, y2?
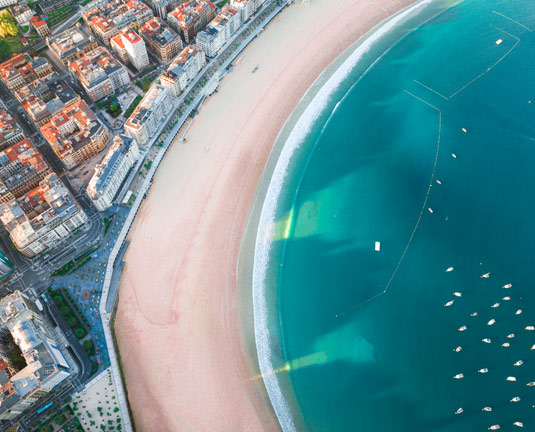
(69, 46, 130, 102)
(0, 139, 51, 204)
(196, 6, 241, 58)
(0, 54, 52, 91)
(46, 25, 98, 66)
(139, 17, 182, 62)
(9, 3, 34, 25)
(160, 44, 205, 96)
(0, 291, 71, 418)
(39, 0, 72, 14)
(150, 0, 181, 19)
(0, 252, 12, 281)
(230, 0, 257, 22)
(17, 72, 79, 127)
(83, 0, 153, 44)
(0, 173, 87, 257)
(87, 135, 139, 211)
(167, 0, 216, 44)
(0, 0, 17, 8)
(110, 32, 128, 62)
(124, 84, 172, 146)
(113, 30, 149, 71)
(0, 110, 24, 151)
(29, 16, 50, 38)
(40, 100, 110, 170)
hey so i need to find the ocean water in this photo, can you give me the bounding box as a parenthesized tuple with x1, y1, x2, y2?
(256, 0, 535, 431)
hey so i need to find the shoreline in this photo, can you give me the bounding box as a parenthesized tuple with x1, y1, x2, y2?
(113, 1, 422, 431)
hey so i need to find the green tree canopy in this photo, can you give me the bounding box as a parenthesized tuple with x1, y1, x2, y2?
(0, 10, 18, 39)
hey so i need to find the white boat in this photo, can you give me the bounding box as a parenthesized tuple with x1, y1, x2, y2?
(502, 343, 510, 347)
(513, 422, 524, 428)
(514, 360, 523, 366)
(455, 408, 463, 414)
(436, 180, 442, 185)
(491, 303, 500, 308)
(453, 292, 462, 297)
(516, 309, 522, 315)
(506, 376, 517, 382)
(511, 397, 521, 402)
(487, 319, 495, 326)
(454, 374, 464, 379)
(482, 407, 492, 412)
(526, 382, 535, 386)
(470, 312, 478, 317)
(507, 334, 515, 339)
(496, 38, 503, 45)
(481, 272, 491, 278)
(452, 153, 457, 158)
(454, 346, 462, 352)
(462, 128, 467, 133)
(503, 283, 512, 289)
(531, 344, 535, 350)
(482, 338, 492, 343)
(444, 300, 454, 307)
(446, 267, 454, 272)
(525, 326, 535, 331)
(375, 241, 381, 252)
(502, 296, 510, 301)
(459, 326, 467, 331)
(489, 425, 500, 430)
(479, 368, 489, 373)
(428, 208, 434, 213)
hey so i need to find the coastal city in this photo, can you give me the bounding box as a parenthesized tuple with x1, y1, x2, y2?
(0, 0, 297, 430)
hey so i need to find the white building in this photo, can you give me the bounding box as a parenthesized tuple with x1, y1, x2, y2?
(230, 0, 256, 22)
(87, 135, 139, 211)
(119, 30, 149, 71)
(196, 6, 241, 58)
(0, 174, 88, 257)
(124, 84, 172, 146)
(160, 44, 205, 96)
(0, 0, 17, 8)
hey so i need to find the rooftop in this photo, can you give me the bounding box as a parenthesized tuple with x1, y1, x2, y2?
(47, 26, 94, 59)
(70, 46, 126, 88)
(139, 17, 181, 48)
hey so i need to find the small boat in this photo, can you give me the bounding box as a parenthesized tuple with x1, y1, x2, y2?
(462, 128, 467, 133)
(481, 272, 491, 278)
(454, 346, 462, 352)
(487, 319, 495, 326)
(531, 344, 535, 350)
(482, 407, 492, 412)
(507, 376, 517, 382)
(491, 303, 500, 308)
(489, 425, 500, 430)
(502, 343, 510, 347)
(470, 312, 478, 317)
(453, 292, 462, 297)
(526, 382, 535, 386)
(513, 422, 524, 428)
(482, 338, 492, 343)
(446, 267, 454, 272)
(516, 310, 523, 315)
(455, 408, 463, 415)
(502, 296, 511, 301)
(507, 334, 515, 339)
(514, 360, 523, 366)
(479, 368, 489, 373)
(375, 241, 381, 251)
(452, 153, 457, 158)
(526, 326, 535, 331)
(503, 284, 512, 289)
(454, 374, 464, 379)
(459, 326, 467, 331)
(428, 208, 434, 213)
(444, 300, 454, 307)
(436, 180, 442, 185)
(511, 397, 521, 402)
(496, 39, 503, 45)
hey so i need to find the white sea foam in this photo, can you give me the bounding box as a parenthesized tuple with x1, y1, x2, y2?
(252, 1, 433, 431)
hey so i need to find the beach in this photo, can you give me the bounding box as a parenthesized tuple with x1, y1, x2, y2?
(113, 0, 415, 431)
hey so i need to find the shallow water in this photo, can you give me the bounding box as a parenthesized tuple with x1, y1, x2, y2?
(269, 0, 535, 430)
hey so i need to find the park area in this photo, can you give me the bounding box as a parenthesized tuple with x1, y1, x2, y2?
(0, 9, 22, 60)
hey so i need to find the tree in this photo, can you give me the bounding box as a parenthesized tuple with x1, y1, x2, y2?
(74, 328, 85, 339)
(0, 10, 18, 38)
(54, 414, 66, 425)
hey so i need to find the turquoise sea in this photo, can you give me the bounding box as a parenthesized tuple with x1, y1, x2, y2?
(251, 0, 535, 431)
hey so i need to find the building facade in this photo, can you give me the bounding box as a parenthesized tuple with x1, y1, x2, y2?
(167, 0, 216, 44)
(29, 16, 50, 38)
(230, 0, 258, 22)
(46, 25, 98, 66)
(124, 84, 172, 146)
(9, 3, 34, 25)
(160, 44, 205, 96)
(0, 174, 88, 257)
(116, 30, 149, 70)
(69, 46, 130, 101)
(87, 135, 139, 211)
(196, 6, 241, 58)
(40, 100, 110, 170)
(0, 55, 52, 91)
(139, 17, 182, 62)
(0, 110, 24, 151)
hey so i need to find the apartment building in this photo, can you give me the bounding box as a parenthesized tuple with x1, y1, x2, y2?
(124, 84, 172, 146)
(167, 0, 216, 44)
(0, 54, 52, 91)
(29, 16, 50, 38)
(196, 6, 241, 58)
(0, 139, 52, 204)
(0, 110, 24, 151)
(150, 0, 181, 19)
(139, 17, 182, 62)
(0, 0, 17, 8)
(46, 25, 98, 66)
(160, 44, 205, 96)
(69, 46, 130, 101)
(40, 100, 110, 170)
(111, 30, 149, 70)
(87, 134, 139, 211)
(9, 3, 34, 25)
(230, 0, 258, 22)
(0, 174, 88, 257)
(0, 291, 72, 419)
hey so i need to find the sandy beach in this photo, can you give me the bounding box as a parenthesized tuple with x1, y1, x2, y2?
(114, 0, 415, 431)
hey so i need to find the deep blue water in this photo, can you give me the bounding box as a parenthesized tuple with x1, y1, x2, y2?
(273, 1, 535, 430)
